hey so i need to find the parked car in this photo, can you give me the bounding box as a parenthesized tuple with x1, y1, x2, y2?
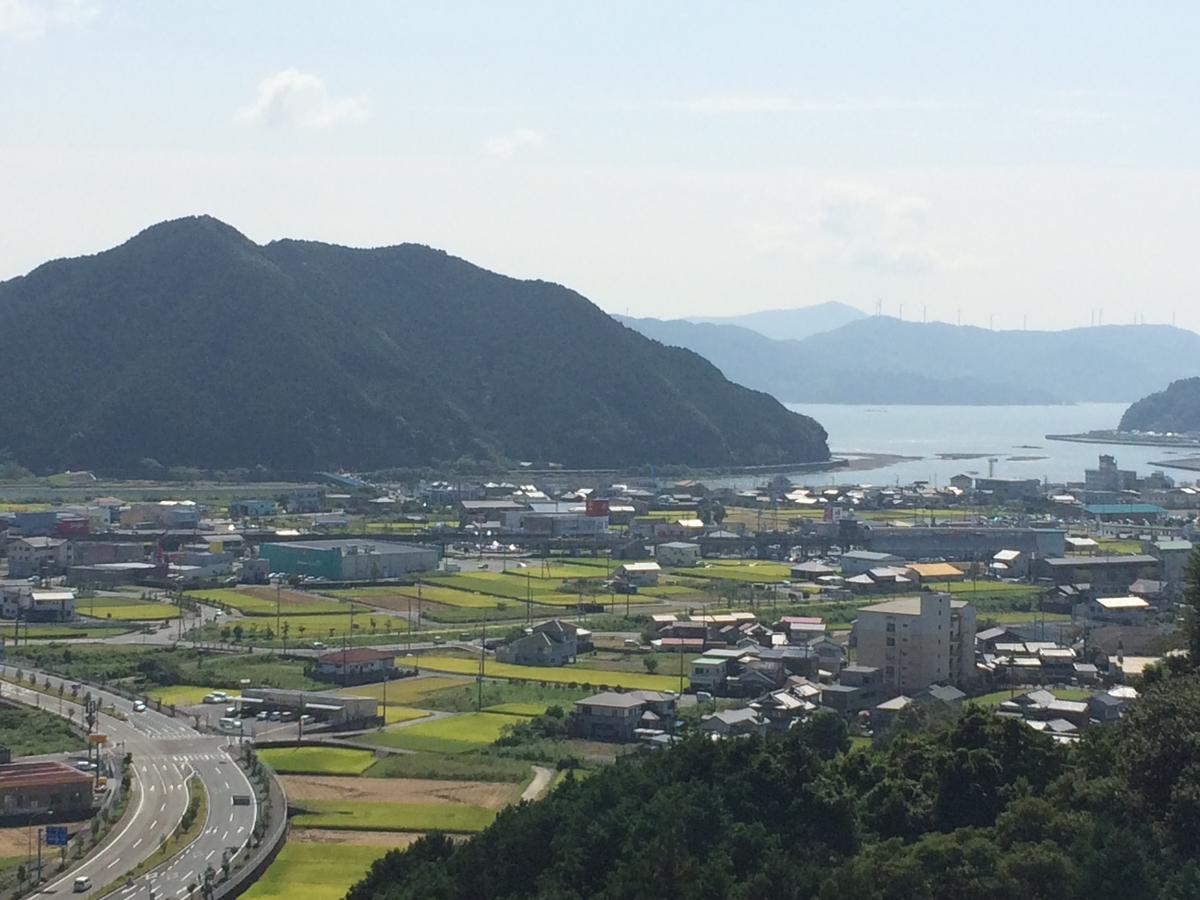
(255, 711, 269, 721)
(202, 692, 229, 704)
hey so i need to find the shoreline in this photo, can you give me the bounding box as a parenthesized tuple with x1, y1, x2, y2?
(1046, 431, 1200, 450)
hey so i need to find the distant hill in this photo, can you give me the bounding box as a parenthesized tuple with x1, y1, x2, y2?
(618, 314, 1200, 405)
(1120, 378, 1200, 434)
(688, 301, 866, 341)
(0, 217, 829, 474)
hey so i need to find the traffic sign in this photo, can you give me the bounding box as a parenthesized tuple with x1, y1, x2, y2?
(45, 826, 68, 847)
(88, 733, 107, 745)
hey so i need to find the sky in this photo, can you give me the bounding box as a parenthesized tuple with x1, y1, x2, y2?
(2, 1, 1199, 331)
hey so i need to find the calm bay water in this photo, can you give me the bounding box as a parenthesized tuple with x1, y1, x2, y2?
(759, 402, 1198, 488)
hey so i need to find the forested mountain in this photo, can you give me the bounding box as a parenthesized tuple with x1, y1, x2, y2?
(619, 315, 1200, 405)
(347, 673, 1200, 900)
(0, 217, 828, 474)
(1120, 377, 1200, 434)
(688, 301, 866, 341)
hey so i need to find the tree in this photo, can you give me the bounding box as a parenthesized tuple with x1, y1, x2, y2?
(1184, 546, 1200, 669)
(643, 657, 659, 674)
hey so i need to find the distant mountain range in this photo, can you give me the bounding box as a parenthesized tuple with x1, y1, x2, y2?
(618, 313, 1200, 405)
(687, 301, 866, 341)
(1120, 378, 1200, 434)
(0, 217, 829, 474)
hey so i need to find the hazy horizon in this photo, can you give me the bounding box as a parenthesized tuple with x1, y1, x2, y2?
(4, 2, 1199, 331)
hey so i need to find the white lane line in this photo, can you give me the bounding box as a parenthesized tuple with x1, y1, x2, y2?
(133, 837, 143, 849)
(236, 826, 245, 834)
(150, 819, 158, 829)
(223, 782, 229, 789)
(221, 831, 228, 841)
(182, 871, 194, 882)
(228, 813, 234, 823)
(205, 850, 215, 860)
(160, 802, 166, 812)
(106, 858, 121, 869)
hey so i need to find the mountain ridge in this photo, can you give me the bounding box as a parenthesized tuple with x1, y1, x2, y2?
(618, 314, 1200, 405)
(0, 216, 829, 474)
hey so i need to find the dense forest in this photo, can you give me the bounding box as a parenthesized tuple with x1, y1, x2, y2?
(1121, 377, 1200, 434)
(347, 673, 1200, 900)
(0, 216, 828, 474)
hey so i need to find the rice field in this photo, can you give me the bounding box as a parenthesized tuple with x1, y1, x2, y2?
(361, 712, 517, 754)
(258, 746, 378, 776)
(330, 586, 502, 610)
(79, 600, 179, 621)
(290, 800, 496, 833)
(240, 843, 393, 900)
(414, 655, 685, 692)
(188, 588, 351, 616)
(339, 675, 470, 705)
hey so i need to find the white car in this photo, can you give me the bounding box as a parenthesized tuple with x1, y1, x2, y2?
(132, 701, 146, 712)
(202, 692, 229, 704)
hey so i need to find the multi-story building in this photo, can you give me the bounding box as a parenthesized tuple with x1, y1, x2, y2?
(6, 536, 73, 578)
(855, 593, 976, 693)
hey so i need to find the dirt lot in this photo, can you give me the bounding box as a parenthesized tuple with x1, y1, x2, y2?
(280, 775, 519, 809)
(0, 820, 82, 857)
(289, 829, 425, 847)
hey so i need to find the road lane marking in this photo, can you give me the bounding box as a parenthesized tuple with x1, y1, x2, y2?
(151, 819, 158, 829)
(205, 851, 214, 860)
(160, 802, 166, 812)
(133, 837, 143, 849)
(106, 858, 121, 869)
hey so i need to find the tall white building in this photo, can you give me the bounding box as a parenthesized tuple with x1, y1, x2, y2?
(855, 594, 976, 692)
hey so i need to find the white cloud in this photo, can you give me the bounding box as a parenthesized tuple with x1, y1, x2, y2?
(676, 95, 950, 114)
(483, 128, 545, 158)
(0, 0, 96, 41)
(237, 69, 369, 129)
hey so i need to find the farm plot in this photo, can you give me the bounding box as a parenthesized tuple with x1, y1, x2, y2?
(340, 675, 470, 705)
(361, 712, 516, 754)
(187, 588, 350, 616)
(281, 774, 518, 809)
(414, 656, 685, 692)
(241, 843, 394, 900)
(259, 747, 377, 776)
(79, 599, 179, 621)
(290, 800, 496, 833)
(330, 586, 502, 610)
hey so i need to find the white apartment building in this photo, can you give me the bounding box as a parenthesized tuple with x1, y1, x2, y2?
(855, 594, 976, 692)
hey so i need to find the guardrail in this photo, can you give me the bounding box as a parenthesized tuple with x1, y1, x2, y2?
(212, 751, 288, 900)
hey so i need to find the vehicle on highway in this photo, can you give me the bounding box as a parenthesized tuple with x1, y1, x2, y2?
(73, 876, 91, 892)
(310, 641, 327, 650)
(132, 701, 146, 712)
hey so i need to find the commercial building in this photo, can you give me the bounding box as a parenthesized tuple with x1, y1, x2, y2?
(119, 502, 200, 530)
(7, 536, 73, 579)
(0, 587, 76, 622)
(855, 594, 976, 693)
(840, 550, 903, 576)
(864, 526, 1066, 563)
(1150, 539, 1194, 599)
(237, 688, 377, 728)
(259, 540, 439, 581)
(0, 761, 95, 819)
(1035, 555, 1160, 595)
(972, 477, 1043, 502)
(229, 500, 278, 518)
(655, 542, 701, 568)
(1083, 503, 1167, 524)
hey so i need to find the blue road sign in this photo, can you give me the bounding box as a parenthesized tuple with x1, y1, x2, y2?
(45, 826, 68, 846)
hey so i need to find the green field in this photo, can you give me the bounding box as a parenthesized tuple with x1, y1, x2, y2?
(291, 800, 496, 833)
(676, 562, 791, 583)
(340, 675, 470, 705)
(384, 706, 432, 725)
(502, 565, 609, 581)
(81, 600, 179, 621)
(143, 684, 241, 706)
(416, 679, 587, 713)
(365, 750, 534, 783)
(0, 705, 85, 756)
(484, 702, 548, 717)
(242, 843, 393, 900)
(0, 622, 132, 640)
(415, 655, 685, 692)
(187, 588, 350, 616)
(427, 573, 563, 599)
(206, 611, 410, 643)
(330, 585, 502, 609)
(362, 712, 516, 753)
(259, 746, 377, 775)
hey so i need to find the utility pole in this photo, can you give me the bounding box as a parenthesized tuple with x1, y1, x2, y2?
(477, 614, 487, 712)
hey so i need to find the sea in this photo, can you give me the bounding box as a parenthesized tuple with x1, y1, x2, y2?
(737, 402, 1198, 489)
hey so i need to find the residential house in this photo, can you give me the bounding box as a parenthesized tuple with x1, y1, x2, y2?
(699, 707, 767, 738)
(854, 594, 977, 693)
(7, 536, 73, 579)
(314, 648, 396, 685)
(570, 690, 677, 742)
(655, 541, 701, 568)
(496, 619, 581, 667)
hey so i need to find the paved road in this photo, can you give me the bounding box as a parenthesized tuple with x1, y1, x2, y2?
(1, 669, 257, 900)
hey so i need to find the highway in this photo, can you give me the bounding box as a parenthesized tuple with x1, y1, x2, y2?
(1, 669, 257, 900)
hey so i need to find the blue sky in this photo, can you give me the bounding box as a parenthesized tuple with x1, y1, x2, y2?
(2, 1, 1198, 330)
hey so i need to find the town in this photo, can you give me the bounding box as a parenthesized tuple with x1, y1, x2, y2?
(0, 448, 1193, 898)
